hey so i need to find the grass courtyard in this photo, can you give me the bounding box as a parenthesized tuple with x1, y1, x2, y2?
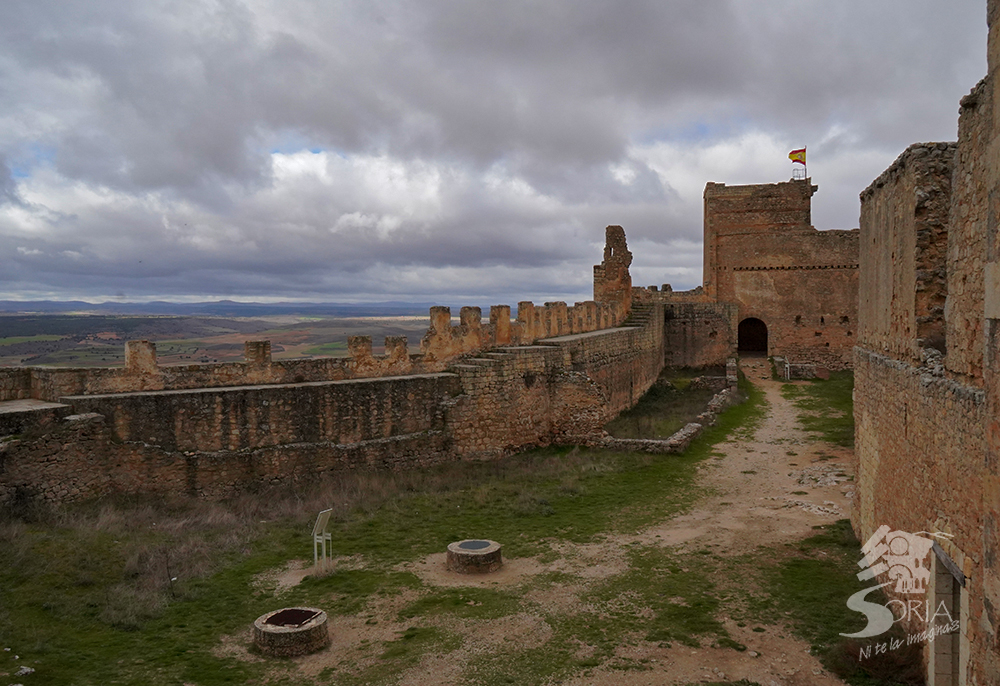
(0, 370, 919, 685)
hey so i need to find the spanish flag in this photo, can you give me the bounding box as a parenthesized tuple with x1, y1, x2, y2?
(788, 148, 806, 165)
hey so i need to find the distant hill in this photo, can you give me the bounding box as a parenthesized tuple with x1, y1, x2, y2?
(0, 300, 440, 317)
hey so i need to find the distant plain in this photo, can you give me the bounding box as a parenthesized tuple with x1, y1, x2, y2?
(0, 315, 431, 367)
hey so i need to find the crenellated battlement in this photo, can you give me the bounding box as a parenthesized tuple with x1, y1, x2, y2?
(418, 225, 633, 364)
(631, 284, 711, 305)
(0, 335, 431, 403)
(0, 224, 639, 403)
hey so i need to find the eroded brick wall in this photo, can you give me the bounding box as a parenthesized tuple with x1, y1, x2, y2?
(0, 367, 31, 401)
(0, 413, 455, 502)
(947, 79, 992, 384)
(853, 349, 989, 682)
(1, 341, 419, 403)
(440, 303, 665, 459)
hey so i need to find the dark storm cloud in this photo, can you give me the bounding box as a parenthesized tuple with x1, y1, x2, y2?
(0, 0, 988, 301)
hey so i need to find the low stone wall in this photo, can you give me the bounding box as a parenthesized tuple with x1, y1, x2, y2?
(0, 402, 70, 437)
(0, 367, 31, 401)
(601, 423, 703, 455)
(62, 373, 461, 452)
(0, 339, 425, 404)
(601, 384, 740, 455)
(0, 300, 632, 404)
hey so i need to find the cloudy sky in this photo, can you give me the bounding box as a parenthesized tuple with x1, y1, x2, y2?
(0, 1, 988, 305)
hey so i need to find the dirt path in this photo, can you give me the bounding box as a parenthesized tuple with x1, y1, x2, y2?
(241, 359, 857, 685)
(563, 357, 856, 686)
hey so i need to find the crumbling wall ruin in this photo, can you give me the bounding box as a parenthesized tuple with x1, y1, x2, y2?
(858, 143, 956, 365)
(661, 302, 738, 368)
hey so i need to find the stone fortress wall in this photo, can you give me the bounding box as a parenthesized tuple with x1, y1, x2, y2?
(852, 2, 1000, 679)
(0, 230, 637, 405)
(0, 226, 665, 502)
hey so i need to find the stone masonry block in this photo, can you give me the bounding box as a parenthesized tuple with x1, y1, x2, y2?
(348, 336, 373, 359)
(125, 340, 157, 375)
(244, 340, 272, 366)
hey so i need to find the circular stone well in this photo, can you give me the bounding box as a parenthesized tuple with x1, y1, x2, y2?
(253, 607, 330, 657)
(446, 539, 503, 574)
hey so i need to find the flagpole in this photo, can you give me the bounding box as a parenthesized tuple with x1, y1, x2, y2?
(788, 147, 807, 180)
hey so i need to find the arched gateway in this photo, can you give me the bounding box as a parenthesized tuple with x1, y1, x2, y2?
(738, 317, 768, 354)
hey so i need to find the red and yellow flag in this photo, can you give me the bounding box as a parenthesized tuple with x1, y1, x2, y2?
(788, 148, 806, 165)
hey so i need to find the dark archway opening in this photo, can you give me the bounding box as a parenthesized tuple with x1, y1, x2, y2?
(738, 318, 768, 354)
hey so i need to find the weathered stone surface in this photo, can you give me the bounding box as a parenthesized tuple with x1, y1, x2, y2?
(446, 540, 503, 574)
(0, 299, 665, 502)
(701, 180, 859, 369)
(859, 143, 956, 366)
(854, 9, 1000, 680)
(593, 225, 633, 317)
(253, 607, 330, 657)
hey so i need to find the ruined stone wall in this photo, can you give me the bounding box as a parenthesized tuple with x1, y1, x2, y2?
(0, 413, 455, 502)
(443, 346, 599, 458)
(0, 367, 31, 401)
(62, 373, 461, 452)
(435, 302, 664, 459)
(947, 79, 992, 384)
(977, 4, 1000, 679)
(0, 338, 422, 403)
(854, 349, 985, 567)
(0, 303, 630, 404)
(662, 303, 737, 368)
(419, 298, 625, 366)
(593, 225, 633, 317)
(858, 143, 956, 366)
(853, 4, 1000, 677)
(542, 304, 664, 418)
(0, 304, 663, 501)
(420, 225, 633, 364)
